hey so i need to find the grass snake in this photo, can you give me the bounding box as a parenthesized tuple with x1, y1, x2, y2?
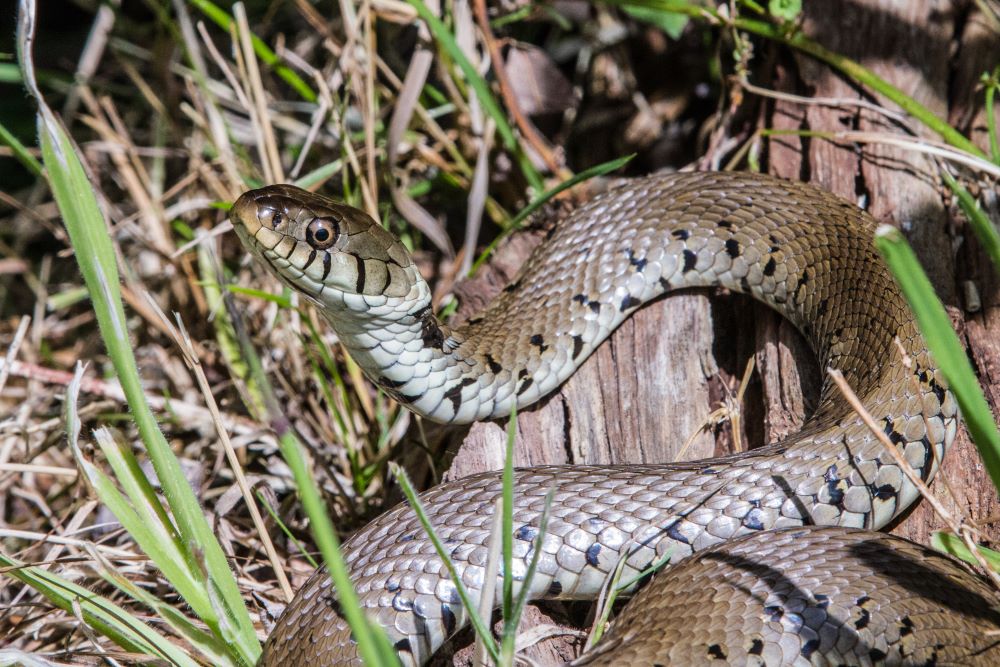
(231, 171, 1000, 665)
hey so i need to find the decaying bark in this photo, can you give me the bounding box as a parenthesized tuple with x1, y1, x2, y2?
(434, 1, 999, 663)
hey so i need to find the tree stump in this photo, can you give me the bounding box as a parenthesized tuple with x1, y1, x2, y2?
(436, 1, 999, 663)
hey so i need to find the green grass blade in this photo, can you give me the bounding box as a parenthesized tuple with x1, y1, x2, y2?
(0, 552, 201, 667)
(0, 119, 43, 176)
(225, 291, 400, 666)
(500, 488, 554, 664)
(501, 406, 516, 621)
(186, 0, 317, 102)
(17, 0, 260, 657)
(931, 531, 1000, 571)
(390, 463, 502, 662)
(604, 0, 985, 159)
(405, 0, 544, 192)
(983, 67, 999, 165)
(470, 154, 635, 274)
(874, 225, 1000, 492)
(942, 171, 1000, 273)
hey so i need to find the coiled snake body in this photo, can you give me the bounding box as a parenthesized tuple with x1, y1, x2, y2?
(232, 172, 1000, 665)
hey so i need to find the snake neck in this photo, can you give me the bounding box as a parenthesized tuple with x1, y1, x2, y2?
(331, 173, 952, 431)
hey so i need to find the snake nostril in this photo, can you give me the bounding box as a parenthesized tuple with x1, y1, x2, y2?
(271, 210, 283, 228)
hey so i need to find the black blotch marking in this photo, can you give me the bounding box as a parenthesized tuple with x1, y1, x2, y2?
(468, 314, 485, 325)
(919, 436, 934, 481)
(620, 295, 641, 311)
(763, 257, 777, 277)
(824, 465, 845, 506)
(321, 252, 332, 281)
(573, 294, 587, 305)
(899, 616, 914, 636)
(304, 248, 317, 271)
(882, 416, 905, 445)
(503, 280, 521, 294)
(666, 520, 689, 544)
(701, 467, 718, 475)
(672, 229, 690, 240)
(742, 508, 765, 531)
(770, 245, 780, 253)
(484, 354, 502, 374)
(856, 595, 871, 606)
(872, 484, 896, 500)
(515, 525, 537, 540)
(816, 297, 830, 319)
(517, 377, 534, 396)
(354, 255, 366, 292)
(585, 543, 601, 567)
(794, 271, 809, 300)
(441, 604, 456, 635)
(588, 300, 601, 314)
(376, 376, 406, 389)
(548, 580, 562, 596)
(572, 335, 585, 360)
(707, 645, 727, 659)
(748, 639, 764, 655)
(725, 239, 741, 258)
(414, 305, 446, 349)
(394, 392, 419, 405)
(444, 377, 477, 413)
(855, 608, 871, 629)
(400, 533, 416, 542)
(869, 649, 887, 661)
(659, 277, 670, 291)
(717, 218, 734, 228)
(801, 639, 819, 658)
(626, 250, 647, 272)
(517, 369, 529, 381)
(764, 606, 783, 621)
(927, 374, 946, 403)
(386, 581, 400, 592)
(739, 276, 752, 292)
(529, 334, 548, 353)
(323, 592, 343, 614)
(682, 249, 697, 273)
(394, 638, 412, 653)
(815, 593, 830, 609)
(392, 593, 413, 611)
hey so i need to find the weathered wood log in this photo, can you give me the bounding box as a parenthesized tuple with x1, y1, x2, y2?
(434, 1, 999, 663)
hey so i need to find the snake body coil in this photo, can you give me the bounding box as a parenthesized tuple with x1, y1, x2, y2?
(232, 172, 1000, 665)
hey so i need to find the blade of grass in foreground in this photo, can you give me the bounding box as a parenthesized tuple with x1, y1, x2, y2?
(874, 225, 1000, 492)
(406, 0, 543, 193)
(223, 290, 400, 666)
(391, 462, 502, 663)
(932, 531, 1000, 571)
(470, 154, 635, 274)
(941, 170, 1000, 272)
(17, 0, 259, 660)
(0, 552, 201, 667)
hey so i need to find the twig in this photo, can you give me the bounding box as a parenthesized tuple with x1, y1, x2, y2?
(471, 0, 563, 176)
(828, 368, 1000, 587)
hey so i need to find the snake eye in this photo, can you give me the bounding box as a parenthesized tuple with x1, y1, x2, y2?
(306, 217, 339, 249)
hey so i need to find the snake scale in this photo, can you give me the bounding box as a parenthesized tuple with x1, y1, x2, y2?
(231, 172, 1000, 665)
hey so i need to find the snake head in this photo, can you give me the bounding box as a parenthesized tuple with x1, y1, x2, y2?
(231, 185, 419, 304)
